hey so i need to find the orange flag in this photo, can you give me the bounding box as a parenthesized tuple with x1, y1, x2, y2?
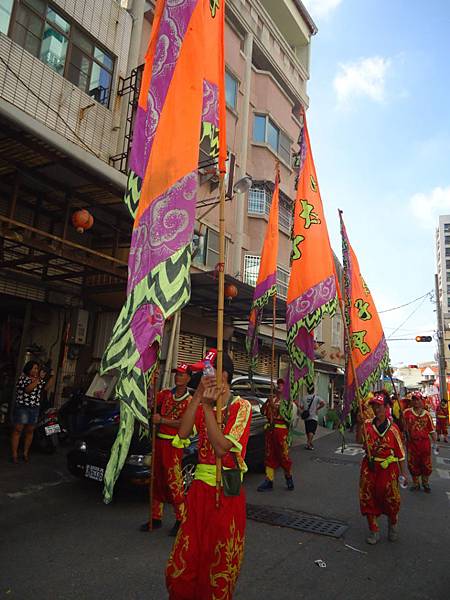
(339, 211, 390, 415)
(246, 165, 280, 369)
(101, 0, 226, 503)
(286, 113, 338, 398)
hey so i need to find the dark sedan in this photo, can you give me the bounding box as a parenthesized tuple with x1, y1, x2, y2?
(67, 385, 266, 491)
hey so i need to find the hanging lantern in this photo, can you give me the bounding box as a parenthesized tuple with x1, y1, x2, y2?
(72, 209, 94, 234)
(224, 283, 238, 302)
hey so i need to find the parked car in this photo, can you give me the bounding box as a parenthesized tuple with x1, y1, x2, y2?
(67, 377, 269, 491)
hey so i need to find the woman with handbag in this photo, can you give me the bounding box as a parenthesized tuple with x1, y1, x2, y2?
(299, 388, 325, 450)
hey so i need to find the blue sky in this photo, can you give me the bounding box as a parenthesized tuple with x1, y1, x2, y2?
(302, 0, 449, 366)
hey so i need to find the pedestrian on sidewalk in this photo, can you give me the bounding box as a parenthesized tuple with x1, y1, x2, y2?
(166, 352, 252, 600)
(10, 361, 50, 463)
(257, 378, 294, 492)
(359, 392, 407, 545)
(140, 363, 192, 537)
(403, 391, 437, 493)
(436, 399, 449, 443)
(299, 388, 325, 450)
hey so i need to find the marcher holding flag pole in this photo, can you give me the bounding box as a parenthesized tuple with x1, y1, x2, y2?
(339, 211, 408, 545)
(165, 2, 252, 598)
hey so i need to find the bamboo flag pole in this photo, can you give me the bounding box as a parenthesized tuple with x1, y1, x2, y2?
(338, 294, 372, 462)
(148, 368, 159, 531)
(215, 172, 226, 508)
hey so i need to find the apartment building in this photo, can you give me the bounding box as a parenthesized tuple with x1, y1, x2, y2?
(0, 0, 137, 404)
(0, 0, 343, 406)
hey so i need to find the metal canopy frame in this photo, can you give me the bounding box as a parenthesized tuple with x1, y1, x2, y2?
(0, 111, 129, 293)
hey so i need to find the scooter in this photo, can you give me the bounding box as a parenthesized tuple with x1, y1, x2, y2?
(32, 406, 61, 454)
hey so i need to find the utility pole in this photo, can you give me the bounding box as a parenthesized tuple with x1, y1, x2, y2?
(435, 273, 448, 401)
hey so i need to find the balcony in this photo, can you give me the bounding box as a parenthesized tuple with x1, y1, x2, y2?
(227, 0, 311, 108)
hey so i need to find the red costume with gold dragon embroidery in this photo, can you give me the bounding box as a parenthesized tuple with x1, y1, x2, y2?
(262, 395, 292, 477)
(152, 388, 192, 522)
(403, 406, 435, 485)
(166, 395, 251, 600)
(359, 419, 405, 532)
(436, 401, 449, 441)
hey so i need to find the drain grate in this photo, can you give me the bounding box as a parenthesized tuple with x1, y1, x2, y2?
(247, 504, 348, 538)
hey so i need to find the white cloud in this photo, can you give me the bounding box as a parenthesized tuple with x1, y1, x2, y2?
(334, 56, 391, 108)
(302, 0, 342, 19)
(410, 186, 450, 229)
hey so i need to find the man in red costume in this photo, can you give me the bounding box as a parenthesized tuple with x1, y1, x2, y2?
(359, 392, 407, 545)
(166, 351, 252, 600)
(436, 399, 449, 443)
(257, 378, 294, 491)
(140, 363, 192, 536)
(403, 391, 436, 492)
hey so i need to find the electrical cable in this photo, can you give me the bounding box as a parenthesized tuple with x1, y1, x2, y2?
(0, 56, 101, 158)
(386, 296, 429, 340)
(379, 290, 433, 313)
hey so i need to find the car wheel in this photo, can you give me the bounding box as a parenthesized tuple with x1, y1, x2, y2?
(181, 457, 197, 494)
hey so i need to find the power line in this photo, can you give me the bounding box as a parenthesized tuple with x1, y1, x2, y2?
(379, 290, 433, 313)
(387, 296, 429, 340)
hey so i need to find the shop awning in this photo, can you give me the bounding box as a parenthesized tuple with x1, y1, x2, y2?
(0, 100, 129, 295)
(190, 270, 287, 325)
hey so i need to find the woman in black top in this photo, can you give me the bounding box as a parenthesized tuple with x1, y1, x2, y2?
(11, 361, 49, 463)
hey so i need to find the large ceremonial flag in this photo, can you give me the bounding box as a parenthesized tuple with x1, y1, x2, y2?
(246, 166, 280, 371)
(100, 0, 226, 503)
(339, 211, 390, 417)
(286, 113, 338, 399)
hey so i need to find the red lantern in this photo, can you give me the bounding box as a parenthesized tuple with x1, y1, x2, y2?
(72, 209, 94, 234)
(224, 283, 238, 301)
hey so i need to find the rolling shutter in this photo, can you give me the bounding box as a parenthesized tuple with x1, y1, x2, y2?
(177, 332, 205, 365)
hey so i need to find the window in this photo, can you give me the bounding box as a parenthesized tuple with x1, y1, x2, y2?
(445, 224, 450, 233)
(0, 0, 14, 34)
(253, 114, 266, 143)
(276, 266, 289, 299)
(9, 1, 114, 106)
(253, 114, 292, 164)
(243, 255, 290, 300)
(248, 184, 293, 232)
(446, 248, 450, 257)
(192, 228, 223, 269)
(332, 314, 342, 348)
(40, 7, 70, 76)
(445, 236, 450, 245)
(243, 254, 260, 288)
(225, 70, 238, 110)
(446, 260, 450, 270)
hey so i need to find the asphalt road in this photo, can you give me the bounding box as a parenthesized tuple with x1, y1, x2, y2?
(1, 429, 449, 600)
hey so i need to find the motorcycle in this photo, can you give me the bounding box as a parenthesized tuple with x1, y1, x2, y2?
(32, 406, 61, 454)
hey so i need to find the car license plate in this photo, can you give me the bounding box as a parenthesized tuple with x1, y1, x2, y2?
(45, 424, 61, 435)
(85, 465, 104, 482)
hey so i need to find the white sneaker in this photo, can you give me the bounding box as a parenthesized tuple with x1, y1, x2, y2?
(388, 523, 399, 542)
(366, 531, 380, 545)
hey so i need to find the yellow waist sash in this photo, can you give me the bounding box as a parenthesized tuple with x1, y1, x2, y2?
(373, 455, 399, 469)
(194, 464, 244, 487)
(157, 433, 176, 440)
